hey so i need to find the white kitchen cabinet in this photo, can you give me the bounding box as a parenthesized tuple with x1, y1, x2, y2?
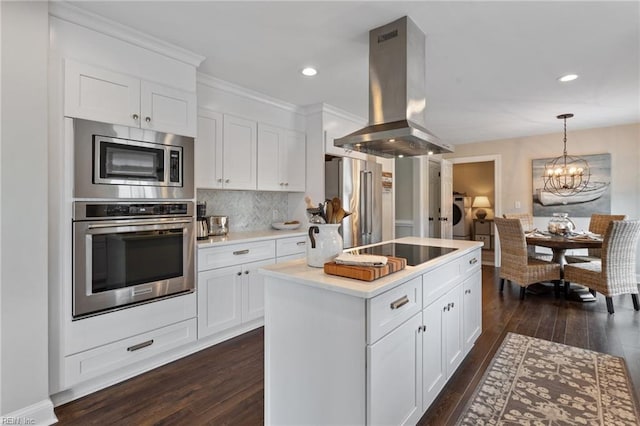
(198, 265, 243, 337)
(462, 270, 482, 354)
(441, 284, 464, 379)
(264, 244, 484, 425)
(65, 318, 197, 387)
(195, 109, 224, 189)
(367, 313, 422, 426)
(257, 124, 306, 192)
(222, 114, 257, 190)
(64, 60, 196, 136)
(421, 297, 445, 411)
(197, 240, 275, 339)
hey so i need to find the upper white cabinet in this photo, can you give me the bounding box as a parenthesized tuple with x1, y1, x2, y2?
(257, 124, 306, 192)
(222, 115, 258, 190)
(64, 60, 196, 136)
(195, 109, 224, 189)
(195, 111, 305, 192)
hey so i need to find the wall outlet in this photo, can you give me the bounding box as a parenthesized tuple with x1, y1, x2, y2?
(515, 201, 521, 209)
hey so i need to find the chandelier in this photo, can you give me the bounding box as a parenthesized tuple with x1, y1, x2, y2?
(542, 113, 590, 196)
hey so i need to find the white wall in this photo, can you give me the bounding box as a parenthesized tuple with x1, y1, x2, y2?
(1, 2, 56, 423)
(445, 122, 640, 274)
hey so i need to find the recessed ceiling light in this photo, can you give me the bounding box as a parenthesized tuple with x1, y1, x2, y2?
(558, 74, 578, 82)
(301, 67, 317, 77)
(398, 154, 404, 158)
(428, 151, 434, 156)
(388, 138, 396, 143)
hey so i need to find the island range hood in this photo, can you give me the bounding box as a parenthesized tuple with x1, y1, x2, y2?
(334, 16, 453, 158)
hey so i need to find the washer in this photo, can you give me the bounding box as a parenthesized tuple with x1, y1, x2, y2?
(452, 196, 472, 238)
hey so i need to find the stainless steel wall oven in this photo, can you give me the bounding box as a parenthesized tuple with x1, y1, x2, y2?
(73, 118, 194, 199)
(72, 201, 195, 319)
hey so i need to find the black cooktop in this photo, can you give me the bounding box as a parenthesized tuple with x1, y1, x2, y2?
(354, 243, 457, 266)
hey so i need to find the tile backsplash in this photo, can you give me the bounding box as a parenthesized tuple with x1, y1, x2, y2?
(197, 189, 289, 232)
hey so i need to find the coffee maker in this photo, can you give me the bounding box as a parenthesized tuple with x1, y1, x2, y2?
(196, 201, 209, 240)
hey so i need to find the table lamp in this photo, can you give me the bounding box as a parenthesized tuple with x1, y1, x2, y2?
(472, 196, 491, 220)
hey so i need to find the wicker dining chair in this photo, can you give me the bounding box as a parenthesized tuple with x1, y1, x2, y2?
(566, 213, 626, 263)
(503, 213, 551, 261)
(564, 219, 640, 314)
(494, 218, 562, 300)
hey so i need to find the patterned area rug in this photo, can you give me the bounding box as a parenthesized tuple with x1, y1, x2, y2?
(456, 333, 640, 425)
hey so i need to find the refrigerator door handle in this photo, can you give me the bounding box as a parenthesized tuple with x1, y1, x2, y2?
(364, 170, 373, 236)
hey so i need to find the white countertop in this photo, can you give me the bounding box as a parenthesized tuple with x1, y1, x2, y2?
(260, 237, 483, 299)
(197, 228, 306, 248)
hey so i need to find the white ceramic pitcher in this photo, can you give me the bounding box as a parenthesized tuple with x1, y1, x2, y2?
(306, 224, 343, 267)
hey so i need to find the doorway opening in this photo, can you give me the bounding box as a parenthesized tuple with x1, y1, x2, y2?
(450, 155, 502, 267)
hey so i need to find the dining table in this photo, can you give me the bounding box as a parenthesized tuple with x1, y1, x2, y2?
(525, 232, 603, 302)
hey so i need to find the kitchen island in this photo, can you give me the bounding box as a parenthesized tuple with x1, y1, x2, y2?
(260, 237, 483, 425)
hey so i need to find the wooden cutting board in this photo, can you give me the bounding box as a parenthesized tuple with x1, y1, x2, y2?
(323, 256, 407, 281)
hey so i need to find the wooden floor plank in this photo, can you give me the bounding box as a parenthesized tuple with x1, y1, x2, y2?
(54, 266, 640, 425)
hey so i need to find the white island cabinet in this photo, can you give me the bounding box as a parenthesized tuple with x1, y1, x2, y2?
(260, 237, 482, 426)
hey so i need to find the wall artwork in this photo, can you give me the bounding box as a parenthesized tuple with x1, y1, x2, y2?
(532, 153, 611, 217)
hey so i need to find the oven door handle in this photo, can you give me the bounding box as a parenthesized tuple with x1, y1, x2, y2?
(86, 219, 193, 229)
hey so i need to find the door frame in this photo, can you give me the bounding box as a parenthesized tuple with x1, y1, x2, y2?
(449, 154, 502, 267)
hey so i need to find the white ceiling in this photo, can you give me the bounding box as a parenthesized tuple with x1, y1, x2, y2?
(69, 1, 640, 145)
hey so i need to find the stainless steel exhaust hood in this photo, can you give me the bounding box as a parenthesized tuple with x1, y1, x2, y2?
(334, 16, 454, 158)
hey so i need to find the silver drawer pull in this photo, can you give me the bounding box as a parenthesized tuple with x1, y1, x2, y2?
(233, 249, 250, 255)
(390, 295, 409, 310)
(469, 258, 478, 265)
(296, 241, 306, 246)
(127, 339, 154, 352)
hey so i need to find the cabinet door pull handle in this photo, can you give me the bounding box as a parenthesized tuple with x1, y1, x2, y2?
(132, 113, 139, 121)
(225, 179, 230, 183)
(244, 270, 250, 274)
(145, 116, 151, 123)
(217, 178, 223, 183)
(296, 241, 306, 246)
(451, 302, 455, 308)
(469, 258, 478, 265)
(127, 339, 154, 352)
(236, 271, 242, 276)
(233, 249, 249, 255)
(390, 295, 409, 310)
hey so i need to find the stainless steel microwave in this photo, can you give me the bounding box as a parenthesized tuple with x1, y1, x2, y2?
(73, 118, 194, 199)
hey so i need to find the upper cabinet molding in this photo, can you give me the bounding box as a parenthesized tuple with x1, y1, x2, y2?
(302, 102, 366, 125)
(49, 2, 205, 67)
(197, 72, 303, 115)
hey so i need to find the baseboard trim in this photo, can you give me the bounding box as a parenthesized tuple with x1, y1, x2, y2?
(1, 398, 57, 426)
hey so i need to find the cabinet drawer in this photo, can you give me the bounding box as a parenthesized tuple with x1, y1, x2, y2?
(198, 240, 276, 271)
(461, 249, 482, 276)
(367, 277, 422, 344)
(64, 318, 197, 387)
(276, 235, 307, 257)
(276, 252, 306, 263)
(422, 259, 462, 305)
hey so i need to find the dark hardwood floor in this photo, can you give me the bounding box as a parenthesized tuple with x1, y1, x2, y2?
(55, 266, 640, 425)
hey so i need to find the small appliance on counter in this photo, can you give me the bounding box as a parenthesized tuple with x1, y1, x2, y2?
(196, 202, 209, 240)
(207, 215, 229, 236)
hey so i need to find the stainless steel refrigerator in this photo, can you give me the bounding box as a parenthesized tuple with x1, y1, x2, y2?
(325, 157, 382, 249)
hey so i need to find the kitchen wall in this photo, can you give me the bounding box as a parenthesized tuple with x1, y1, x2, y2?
(0, 2, 55, 422)
(197, 189, 289, 232)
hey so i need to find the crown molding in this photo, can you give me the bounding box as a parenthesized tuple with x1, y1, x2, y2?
(197, 72, 304, 115)
(302, 103, 366, 124)
(49, 2, 205, 67)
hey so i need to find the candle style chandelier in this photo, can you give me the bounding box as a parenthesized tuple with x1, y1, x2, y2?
(542, 114, 590, 196)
